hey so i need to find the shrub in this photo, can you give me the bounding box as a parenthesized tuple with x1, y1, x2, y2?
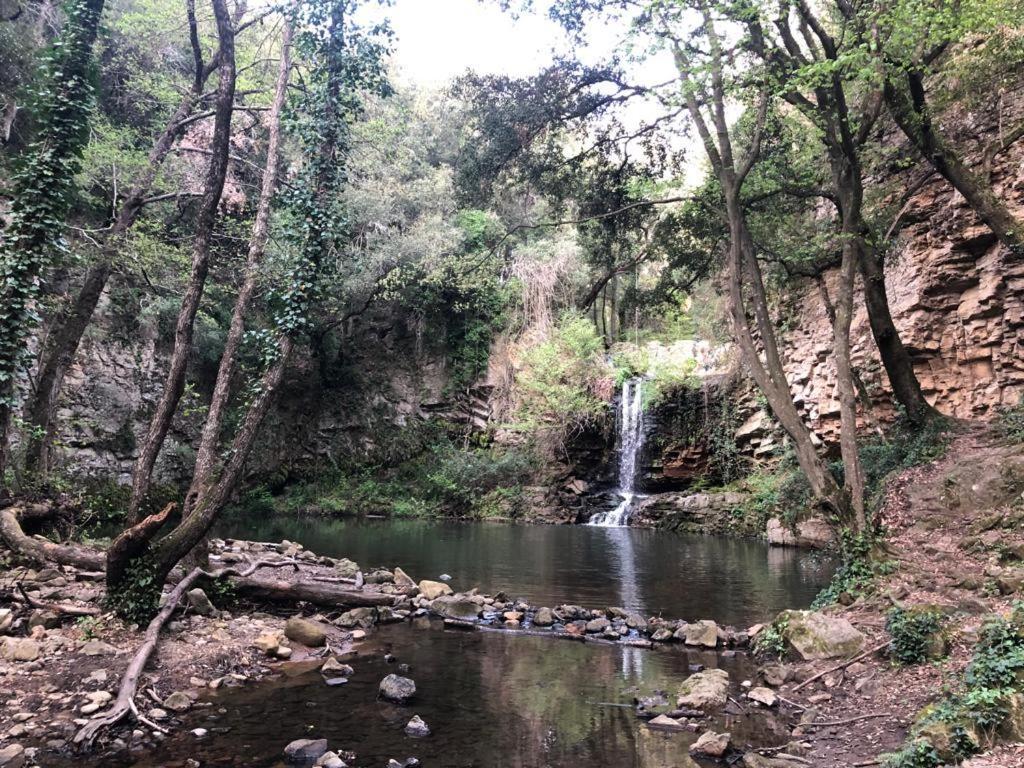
(887, 606, 945, 665)
(881, 741, 943, 768)
(753, 613, 790, 660)
(997, 401, 1024, 443)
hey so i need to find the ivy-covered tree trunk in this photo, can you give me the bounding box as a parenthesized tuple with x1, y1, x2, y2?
(124, 0, 237, 525)
(21, 0, 221, 479)
(0, 0, 106, 490)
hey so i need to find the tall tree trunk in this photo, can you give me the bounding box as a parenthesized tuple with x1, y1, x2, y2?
(184, 20, 292, 516)
(125, 0, 237, 524)
(23, 1, 219, 477)
(0, 0, 107, 489)
(884, 74, 1024, 251)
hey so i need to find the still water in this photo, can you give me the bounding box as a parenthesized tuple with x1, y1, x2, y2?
(216, 516, 836, 626)
(109, 620, 792, 768)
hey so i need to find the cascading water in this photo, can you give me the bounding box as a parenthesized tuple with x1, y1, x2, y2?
(588, 377, 646, 527)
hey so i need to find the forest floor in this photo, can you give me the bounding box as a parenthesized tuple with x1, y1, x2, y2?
(775, 425, 1024, 767)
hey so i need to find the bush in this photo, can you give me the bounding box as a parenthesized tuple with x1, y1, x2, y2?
(753, 613, 790, 660)
(887, 606, 945, 665)
(997, 401, 1024, 443)
(881, 741, 943, 768)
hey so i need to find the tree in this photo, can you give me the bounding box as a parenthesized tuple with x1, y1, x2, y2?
(0, 0, 106, 488)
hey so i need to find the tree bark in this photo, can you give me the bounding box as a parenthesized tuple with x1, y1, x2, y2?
(0, 505, 106, 570)
(23, 0, 221, 478)
(183, 20, 292, 517)
(884, 74, 1024, 251)
(126, 0, 237, 524)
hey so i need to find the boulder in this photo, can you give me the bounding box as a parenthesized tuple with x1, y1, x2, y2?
(0, 744, 25, 768)
(285, 617, 327, 647)
(335, 607, 375, 629)
(379, 674, 416, 703)
(747, 687, 777, 707)
(404, 715, 430, 737)
(690, 730, 730, 757)
(186, 588, 215, 616)
(677, 668, 730, 711)
(418, 581, 453, 600)
(28, 609, 60, 629)
(533, 607, 555, 626)
(430, 597, 479, 621)
(315, 752, 347, 768)
(779, 610, 865, 660)
(163, 692, 192, 713)
(766, 517, 835, 549)
(335, 558, 360, 578)
(393, 567, 416, 589)
(284, 738, 329, 763)
(0, 638, 39, 662)
(651, 627, 674, 642)
(681, 620, 720, 648)
(585, 617, 610, 633)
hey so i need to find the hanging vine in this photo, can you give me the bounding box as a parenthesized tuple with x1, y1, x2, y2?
(0, 0, 106, 480)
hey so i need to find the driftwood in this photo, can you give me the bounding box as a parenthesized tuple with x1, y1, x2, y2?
(73, 557, 297, 748)
(231, 574, 394, 608)
(803, 711, 892, 727)
(0, 505, 105, 571)
(16, 582, 100, 617)
(790, 640, 892, 692)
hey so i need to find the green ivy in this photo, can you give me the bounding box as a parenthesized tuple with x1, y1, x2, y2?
(887, 606, 945, 665)
(105, 556, 161, 624)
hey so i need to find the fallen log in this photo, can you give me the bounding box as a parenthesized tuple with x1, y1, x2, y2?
(231, 573, 395, 607)
(0, 505, 105, 571)
(73, 557, 298, 749)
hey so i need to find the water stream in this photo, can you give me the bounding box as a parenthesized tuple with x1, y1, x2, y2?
(588, 377, 646, 527)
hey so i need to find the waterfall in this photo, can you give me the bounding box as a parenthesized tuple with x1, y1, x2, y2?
(588, 377, 646, 527)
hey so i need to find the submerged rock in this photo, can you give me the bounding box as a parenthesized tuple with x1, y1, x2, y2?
(321, 657, 354, 677)
(778, 610, 865, 660)
(379, 674, 416, 703)
(677, 668, 730, 711)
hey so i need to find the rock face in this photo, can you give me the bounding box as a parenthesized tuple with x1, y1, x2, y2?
(779, 610, 866, 660)
(379, 674, 416, 703)
(677, 668, 730, 711)
(285, 617, 327, 647)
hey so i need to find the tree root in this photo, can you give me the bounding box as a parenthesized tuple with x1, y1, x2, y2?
(73, 557, 297, 749)
(15, 582, 100, 617)
(0, 504, 105, 570)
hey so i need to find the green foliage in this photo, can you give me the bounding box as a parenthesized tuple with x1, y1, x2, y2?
(515, 313, 610, 437)
(76, 615, 101, 640)
(753, 612, 790, 660)
(812, 532, 885, 608)
(887, 607, 945, 665)
(106, 557, 161, 624)
(0, 0, 105, 408)
(997, 402, 1024, 443)
(964, 607, 1024, 691)
(857, 416, 952, 508)
(881, 741, 943, 768)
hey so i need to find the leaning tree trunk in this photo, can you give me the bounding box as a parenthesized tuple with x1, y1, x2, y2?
(23, 0, 221, 478)
(125, 0, 237, 524)
(0, 0, 106, 488)
(884, 74, 1024, 252)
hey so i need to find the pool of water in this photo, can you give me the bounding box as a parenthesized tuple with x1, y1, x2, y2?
(90, 620, 792, 768)
(215, 516, 836, 626)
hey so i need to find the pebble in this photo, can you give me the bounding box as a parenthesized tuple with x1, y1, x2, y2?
(190, 728, 208, 738)
(404, 715, 430, 738)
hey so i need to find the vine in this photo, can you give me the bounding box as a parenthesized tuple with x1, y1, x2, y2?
(0, 0, 106, 429)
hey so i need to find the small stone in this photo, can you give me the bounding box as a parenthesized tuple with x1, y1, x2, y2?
(651, 627, 674, 642)
(28, 610, 60, 630)
(254, 630, 286, 655)
(284, 738, 329, 763)
(585, 617, 610, 633)
(79, 639, 117, 656)
(0, 609, 12, 634)
(808, 693, 832, 704)
(379, 674, 416, 703)
(275, 645, 293, 659)
(647, 714, 687, 730)
(404, 715, 430, 737)
(190, 728, 208, 738)
(321, 657, 354, 677)
(315, 752, 346, 768)
(690, 730, 731, 757)
(148, 708, 168, 721)
(163, 692, 192, 713)
(747, 687, 778, 707)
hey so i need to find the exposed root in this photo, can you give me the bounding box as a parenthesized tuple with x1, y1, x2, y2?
(73, 557, 298, 749)
(0, 504, 105, 570)
(15, 581, 100, 616)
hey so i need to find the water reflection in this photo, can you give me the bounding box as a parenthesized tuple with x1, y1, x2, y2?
(78, 623, 789, 768)
(216, 516, 836, 627)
